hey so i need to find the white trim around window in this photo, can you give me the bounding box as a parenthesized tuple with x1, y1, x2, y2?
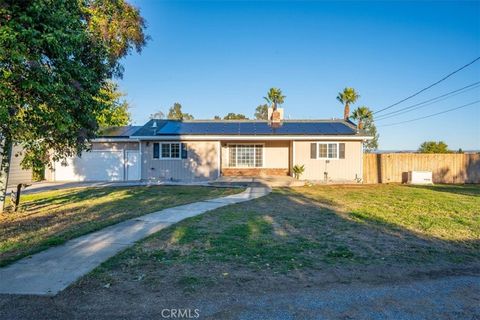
(227, 143, 265, 168)
(153, 142, 182, 160)
(317, 142, 339, 160)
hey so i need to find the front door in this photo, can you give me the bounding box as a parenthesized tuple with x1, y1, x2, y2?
(125, 151, 140, 181)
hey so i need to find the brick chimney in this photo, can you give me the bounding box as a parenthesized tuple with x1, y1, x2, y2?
(268, 107, 284, 128)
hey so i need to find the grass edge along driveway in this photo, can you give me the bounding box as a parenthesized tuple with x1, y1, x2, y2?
(0, 185, 242, 267)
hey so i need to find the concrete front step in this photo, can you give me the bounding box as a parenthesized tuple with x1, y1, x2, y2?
(210, 176, 304, 188)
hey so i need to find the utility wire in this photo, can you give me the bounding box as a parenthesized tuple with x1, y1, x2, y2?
(378, 100, 480, 127)
(373, 56, 480, 114)
(375, 81, 480, 121)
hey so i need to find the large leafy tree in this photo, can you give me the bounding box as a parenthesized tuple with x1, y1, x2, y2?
(167, 103, 194, 120)
(264, 88, 285, 111)
(224, 113, 248, 120)
(95, 81, 131, 128)
(254, 104, 268, 120)
(0, 0, 147, 211)
(418, 141, 451, 153)
(337, 87, 359, 120)
(84, 0, 148, 77)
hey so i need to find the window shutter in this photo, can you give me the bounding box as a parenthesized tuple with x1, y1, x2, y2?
(310, 143, 317, 159)
(339, 143, 345, 159)
(181, 143, 188, 159)
(153, 143, 160, 159)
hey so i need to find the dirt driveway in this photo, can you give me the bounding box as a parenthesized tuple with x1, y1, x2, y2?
(0, 274, 478, 319)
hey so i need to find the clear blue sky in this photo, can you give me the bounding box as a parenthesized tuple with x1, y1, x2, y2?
(119, 1, 480, 150)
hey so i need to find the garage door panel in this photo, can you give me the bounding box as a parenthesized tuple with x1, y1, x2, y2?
(54, 151, 124, 182)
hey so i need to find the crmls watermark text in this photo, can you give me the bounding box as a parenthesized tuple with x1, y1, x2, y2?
(161, 309, 200, 318)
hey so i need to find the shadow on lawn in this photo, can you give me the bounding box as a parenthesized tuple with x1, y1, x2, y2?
(407, 184, 480, 197)
(0, 185, 232, 266)
(145, 187, 479, 277)
(13, 188, 115, 213)
(3, 186, 200, 233)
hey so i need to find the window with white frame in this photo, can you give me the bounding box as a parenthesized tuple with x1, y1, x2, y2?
(153, 142, 181, 159)
(228, 144, 263, 167)
(318, 143, 339, 159)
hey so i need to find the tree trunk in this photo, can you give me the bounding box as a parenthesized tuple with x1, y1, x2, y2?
(0, 135, 12, 213)
(13, 183, 22, 212)
(344, 103, 350, 120)
(358, 120, 363, 130)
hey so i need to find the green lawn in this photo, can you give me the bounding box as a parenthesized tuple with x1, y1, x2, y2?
(89, 184, 480, 294)
(0, 185, 240, 266)
(297, 184, 480, 242)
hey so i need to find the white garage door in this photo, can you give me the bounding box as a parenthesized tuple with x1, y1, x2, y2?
(53, 151, 126, 182)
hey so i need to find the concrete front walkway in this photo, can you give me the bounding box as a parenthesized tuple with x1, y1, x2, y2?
(0, 187, 270, 296)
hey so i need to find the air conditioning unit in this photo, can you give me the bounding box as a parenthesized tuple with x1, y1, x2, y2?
(407, 171, 433, 185)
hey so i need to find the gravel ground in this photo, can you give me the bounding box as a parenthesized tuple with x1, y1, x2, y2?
(0, 275, 478, 319)
(198, 275, 480, 319)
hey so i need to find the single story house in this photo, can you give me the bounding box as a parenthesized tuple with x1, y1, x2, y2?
(45, 118, 371, 183)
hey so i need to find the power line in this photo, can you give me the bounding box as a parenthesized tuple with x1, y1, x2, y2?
(375, 81, 480, 121)
(378, 100, 480, 127)
(373, 56, 480, 115)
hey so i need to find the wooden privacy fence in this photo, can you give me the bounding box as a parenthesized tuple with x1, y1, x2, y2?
(363, 153, 480, 184)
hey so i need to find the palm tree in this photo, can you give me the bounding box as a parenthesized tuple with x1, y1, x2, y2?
(264, 88, 285, 111)
(336, 88, 360, 120)
(351, 106, 372, 129)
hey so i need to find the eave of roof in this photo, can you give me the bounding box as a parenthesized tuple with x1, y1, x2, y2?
(130, 134, 373, 141)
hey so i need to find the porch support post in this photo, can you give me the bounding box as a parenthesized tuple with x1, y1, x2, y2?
(217, 141, 221, 178)
(138, 140, 142, 181)
(292, 140, 296, 174)
(360, 140, 364, 183)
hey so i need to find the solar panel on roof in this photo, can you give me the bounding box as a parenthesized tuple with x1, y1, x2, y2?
(151, 121, 356, 136)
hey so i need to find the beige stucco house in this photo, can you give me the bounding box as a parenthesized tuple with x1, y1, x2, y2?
(46, 118, 371, 183)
